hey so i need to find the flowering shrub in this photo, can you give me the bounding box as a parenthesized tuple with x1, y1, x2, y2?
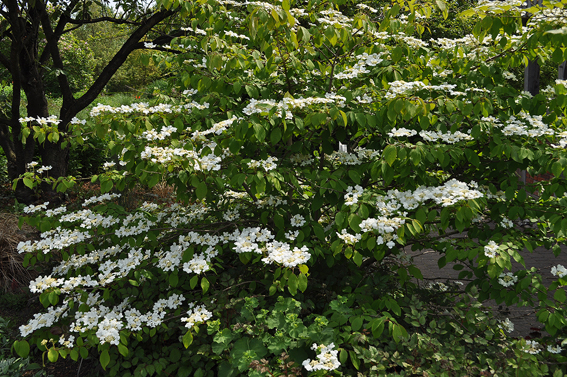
(11, 0, 567, 375)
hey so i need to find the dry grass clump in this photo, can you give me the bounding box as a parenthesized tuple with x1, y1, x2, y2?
(0, 212, 37, 292)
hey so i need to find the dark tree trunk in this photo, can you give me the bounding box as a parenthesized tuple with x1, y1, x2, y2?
(0, 0, 179, 204)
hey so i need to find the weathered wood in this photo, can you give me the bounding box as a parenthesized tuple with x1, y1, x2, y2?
(524, 59, 540, 96)
(559, 61, 567, 80)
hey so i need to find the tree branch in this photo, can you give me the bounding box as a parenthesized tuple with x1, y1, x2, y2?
(65, 7, 179, 121)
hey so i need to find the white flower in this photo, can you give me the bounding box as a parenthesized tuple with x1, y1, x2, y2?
(37, 165, 52, 174)
(547, 345, 562, 354)
(302, 343, 340, 372)
(336, 229, 361, 245)
(498, 272, 517, 287)
(551, 264, 567, 278)
(103, 162, 116, 170)
(344, 185, 364, 206)
(500, 217, 513, 228)
(525, 340, 541, 355)
(498, 318, 514, 333)
(484, 241, 499, 258)
(291, 214, 306, 227)
(181, 304, 212, 329)
(388, 127, 417, 137)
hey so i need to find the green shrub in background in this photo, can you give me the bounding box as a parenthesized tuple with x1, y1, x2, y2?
(0, 317, 47, 377)
(11, 0, 567, 376)
(42, 33, 96, 96)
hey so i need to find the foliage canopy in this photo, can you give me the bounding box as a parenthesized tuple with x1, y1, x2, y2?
(10, 0, 567, 375)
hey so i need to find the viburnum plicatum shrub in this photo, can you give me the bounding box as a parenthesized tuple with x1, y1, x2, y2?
(11, 0, 567, 375)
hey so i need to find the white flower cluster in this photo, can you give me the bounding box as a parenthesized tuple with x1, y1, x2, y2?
(140, 142, 228, 172)
(327, 147, 380, 165)
(255, 195, 288, 208)
(248, 156, 278, 171)
(334, 52, 384, 79)
(28, 274, 97, 294)
(336, 229, 361, 245)
(485, 112, 555, 139)
(524, 340, 541, 355)
(385, 80, 460, 99)
(103, 162, 116, 170)
(548, 345, 563, 354)
(291, 214, 306, 227)
(19, 115, 60, 126)
(181, 303, 213, 329)
(141, 125, 177, 141)
(183, 247, 219, 274)
(302, 343, 341, 372)
(500, 217, 513, 228)
(498, 318, 514, 333)
(70, 117, 86, 125)
(37, 165, 53, 174)
(359, 216, 402, 249)
(262, 242, 310, 267)
(484, 241, 499, 258)
(224, 30, 250, 40)
(23, 202, 49, 214)
(191, 116, 239, 141)
(498, 272, 517, 287)
(181, 26, 207, 35)
(242, 95, 345, 120)
(356, 180, 482, 250)
(551, 264, 567, 278)
(344, 185, 364, 206)
(388, 128, 417, 137)
(356, 3, 378, 13)
(20, 305, 69, 337)
(383, 179, 483, 210)
(419, 130, 472, 144)
(45, 206, 67, 217)
(89, 101, 209, 117)
(318, 9, 352, 27)
(82, 193, 121, 206)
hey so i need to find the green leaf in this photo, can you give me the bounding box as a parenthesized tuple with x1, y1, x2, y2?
(100, 350, 110, 370)
(298, 273, 308, 292)
(100, 179, 113, 193)
(348, 170, 361, 184)
(351, 316, 363, 332)
(201, 277, 210, 293)
(349, 350, 360, 370)
(355, 113, 366, 127)
(554, 289, 566, 303)
(287, 273, 298, 296)
(169, 273, 178, 287)
(349, 214, 362, 233)
(14, 340, 30, 358)
(270, 128, 282, 145)
(196, 182, 207, 199)
(353, 251, 363, 266)
(118, 343, 129, 357)
(383, 145, 397, 166)
(48, 348, 59, 363)
(552, 161, 563, 177)
(190, 275, 199, 289)
(183, 331, 194, 348)
(23, 177, 34, 189)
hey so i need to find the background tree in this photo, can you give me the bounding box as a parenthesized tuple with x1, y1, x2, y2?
(0, 0, 180, 203)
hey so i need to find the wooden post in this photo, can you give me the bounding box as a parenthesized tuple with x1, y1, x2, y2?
(524, 60, 540, 96)
(559, 61, 567, 80)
